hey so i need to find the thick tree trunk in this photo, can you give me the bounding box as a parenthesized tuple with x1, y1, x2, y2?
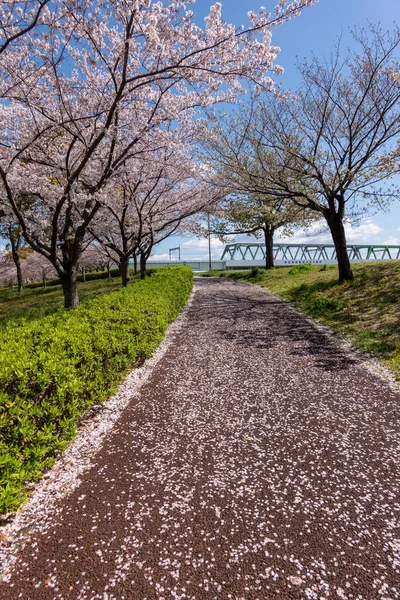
(119, 256, 131, 287)
(140, 252, 147, 280)
(325, 212, 354, 282)
(60, 269, 79, 308)
(263, 224, 275, 269)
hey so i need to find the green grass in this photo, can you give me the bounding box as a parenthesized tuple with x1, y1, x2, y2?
(200, 262, 400, 379)
(0, 278, 124, 328)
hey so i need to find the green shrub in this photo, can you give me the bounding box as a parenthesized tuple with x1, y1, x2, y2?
(288, 263, 313, 275)
(307, 295, 347, 316)
(250, 267, 263, 278)
(0, 266, 192, 513)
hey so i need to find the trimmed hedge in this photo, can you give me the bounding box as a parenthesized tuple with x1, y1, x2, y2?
(0, 266, 192, 514)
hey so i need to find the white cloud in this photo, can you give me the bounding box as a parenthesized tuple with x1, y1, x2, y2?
(148, 253, 170, 262)
(150, 236, 226, 262)
(181, 236, 225, 258)
(277, 218, 384, 245)
(182, 236, 224, 250)
(344, 220, 384, 243)
(381, 236, 400, 245)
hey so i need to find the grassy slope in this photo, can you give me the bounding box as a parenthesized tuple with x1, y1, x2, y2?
(202, 261, 400, 379)
(0, 278, 122, 328)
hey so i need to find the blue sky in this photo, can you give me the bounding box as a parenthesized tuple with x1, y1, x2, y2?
(152, 0, 400, 262)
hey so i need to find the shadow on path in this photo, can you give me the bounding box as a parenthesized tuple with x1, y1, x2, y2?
(193, 279, 357, 372)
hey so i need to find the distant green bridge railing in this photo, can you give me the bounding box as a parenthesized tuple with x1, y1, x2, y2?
(221, 243, 400, 264)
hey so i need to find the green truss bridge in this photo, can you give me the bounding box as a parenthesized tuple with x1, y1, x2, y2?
(221, 243, 400, 266)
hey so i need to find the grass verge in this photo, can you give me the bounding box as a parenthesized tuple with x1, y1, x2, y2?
(200, 262, 400, 380)
(0, 267, 156, 329)
(0, 278, 123, 329)
(0, 266, 192, 514)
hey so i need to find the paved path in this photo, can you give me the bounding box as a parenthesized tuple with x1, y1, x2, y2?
(1, 278, 399, 600)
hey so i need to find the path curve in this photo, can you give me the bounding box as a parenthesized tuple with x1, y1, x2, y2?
(1, 278, 399, 600)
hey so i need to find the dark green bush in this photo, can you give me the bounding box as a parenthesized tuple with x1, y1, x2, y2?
(227, 271, 248, 280)
(250, 267, 263, 278)
(77, 267, 122, 282)
(306, 295, 347, 316)
(0, 266, 192, 513)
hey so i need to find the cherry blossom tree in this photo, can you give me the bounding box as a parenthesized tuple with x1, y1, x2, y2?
(0, 217, 26, 290)
(0, 248, 57, 287)
(199, 112, 312, 268)
(0, 0, 50, 55)
(233, 28, 400, 282)
(22, 250, 57, 285)
(91, 143, 222, 283)
(79, 243, 116, 280)
(204, 193, 310, 269)
(0, 0, 317, 307)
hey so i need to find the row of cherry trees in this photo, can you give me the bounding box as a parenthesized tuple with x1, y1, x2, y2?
(0, 0, 316, 306)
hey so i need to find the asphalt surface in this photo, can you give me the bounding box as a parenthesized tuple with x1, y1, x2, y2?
(1, 278, 399, 600)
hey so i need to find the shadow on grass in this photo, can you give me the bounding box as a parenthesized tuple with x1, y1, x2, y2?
(285, 279, 340, 302)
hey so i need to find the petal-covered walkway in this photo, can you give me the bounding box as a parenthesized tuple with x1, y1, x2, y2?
(1, 278, 399, 600)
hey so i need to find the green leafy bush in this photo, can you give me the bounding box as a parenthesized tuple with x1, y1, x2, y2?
(0, 266, 192, 513)
(288, 263, 313, 275)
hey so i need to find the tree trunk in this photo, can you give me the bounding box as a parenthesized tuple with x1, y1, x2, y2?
(119, 256, 131, 287)
(133, 253, 138, 275)
(81, 267, 86, 282)
(325, 212, 354, 282)
(60, 269, 79, 308)
(263, 224, 275, 269)
(43, 275, 47, 288)
(107, 264, 111, 280)
(9, 231, 24, 292)
(14, 254, 24, 292)
(140, 252, 147, 280)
